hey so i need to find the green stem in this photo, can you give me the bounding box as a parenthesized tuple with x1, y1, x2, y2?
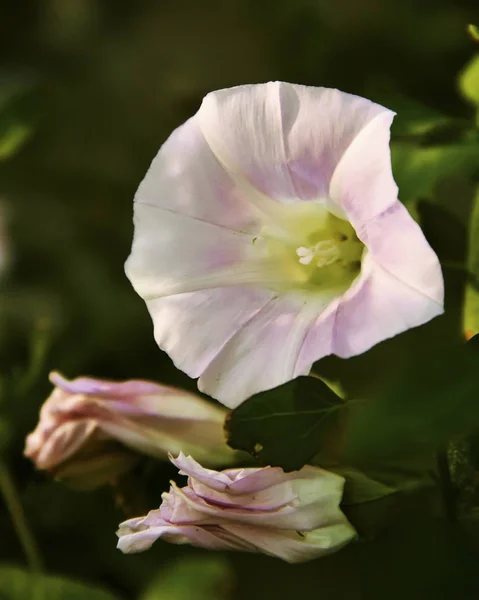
(436, 444, 457, 522)
(0, 461, 43, 572)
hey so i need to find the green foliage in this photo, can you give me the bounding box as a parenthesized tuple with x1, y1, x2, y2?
(464, 186, 479, 337)
(141, 557, 233, 600)
(226, 376, 344, 471)
(345, 337, 479, 465)
(0, 78, 36, 162)
(333, 466, 436, 542)
(335, 467, 429, 506)
(459, 54, 479, 110)
(468, 25, 479, 43)
(389, 95, 451, 137)
(0, 566, 119, 600)
(391, 142, 479, 204)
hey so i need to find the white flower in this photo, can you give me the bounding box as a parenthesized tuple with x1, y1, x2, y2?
(126, 82, 444, 408)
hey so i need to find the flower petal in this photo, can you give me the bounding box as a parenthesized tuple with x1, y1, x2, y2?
(198, 294, 328, 408)
(125, 202, 258, 299)
(198, 82, 387, 201)
(220, 521, 356, 563)
(294, 298, 341, 373)
(332, 253, 444, 358)
(296, 203, 444, 371)
(51, 372, 226, 423)
(25, 420, 98, 469)
(171, 452, 290, 494)
(135, 115, 258, 233)
(161, 475, 346, 531)
(49, 371, 166, 399)
(329, 111, 397, 225)
(117, 517, 254, 553)
(171, 456, 296, 511)
(358, 201, 444, 306)
(198, 82, 296, 199)
(145, 286, 273, 379)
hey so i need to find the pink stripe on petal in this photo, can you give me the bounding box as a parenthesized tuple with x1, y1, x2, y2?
(358, 202, 444, 306)
(329, 111, 397, 226)
(49, 372, 168, 398)
(199, 294, 330, 408)
(136, 116, 259, 233)
(332, 254, 443, 358)
(145, 286, 273, 380)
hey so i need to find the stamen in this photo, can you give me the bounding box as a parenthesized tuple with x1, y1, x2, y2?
(296, 240, 341, 268)
(296, 247, 315, 265)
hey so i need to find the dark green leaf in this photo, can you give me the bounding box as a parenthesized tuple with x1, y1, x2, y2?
(345, 336, 479, 465)
(334, 466, 430, 506)
(226, 376, 344, 471)
(331, 466, 433, 540)
(0, 566, 119, 600)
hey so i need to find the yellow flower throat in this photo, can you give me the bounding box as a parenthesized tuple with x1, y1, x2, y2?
(257, 202, 364, 295)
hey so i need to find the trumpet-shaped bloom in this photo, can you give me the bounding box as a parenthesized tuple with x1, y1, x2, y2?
(126, 82, 444, 408)
(117, 453, 356, 563)
(25, 372, 233, 488)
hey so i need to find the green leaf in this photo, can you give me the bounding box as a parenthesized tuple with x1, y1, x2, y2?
(226, 376, 344, 471)
(334, 466, 429, 506)
(0, 566, 119, 600)
(335, 466, 434, 541)
(464, 187, 479, 338)
(140, 557, 233, 600)
(388, 94, 451, 137)
(0, 77, 36, 162)
(340, 468, 398, 506)
(468, 24, 479, 43)
(345, 336, 479, 465)
(391, 142, 479, 204)
(459, 54, 479, 108)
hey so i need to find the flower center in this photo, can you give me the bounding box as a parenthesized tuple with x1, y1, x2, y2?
(256, 201, 364, 295)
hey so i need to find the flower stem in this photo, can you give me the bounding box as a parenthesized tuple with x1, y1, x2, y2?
(0, 460, 43, 572)
(436, 444, 457, 522)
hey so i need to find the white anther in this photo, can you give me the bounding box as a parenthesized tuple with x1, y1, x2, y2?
(297, 240, 341, 268)
(296, 247, 315, 265)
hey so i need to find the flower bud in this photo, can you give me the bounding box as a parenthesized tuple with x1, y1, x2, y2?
(117, 453, 356, 563)
(25, 372, 233, 488)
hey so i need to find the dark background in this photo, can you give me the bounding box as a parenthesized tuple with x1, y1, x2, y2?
(1, 1, 479, 598)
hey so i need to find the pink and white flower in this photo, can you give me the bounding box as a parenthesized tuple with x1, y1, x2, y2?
(25, 372, 233, 488)
(126, 82, 444, 408)
(117, 453, 355, 563)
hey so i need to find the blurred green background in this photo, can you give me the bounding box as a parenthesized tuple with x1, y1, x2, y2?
(1, 1, 479, 598)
